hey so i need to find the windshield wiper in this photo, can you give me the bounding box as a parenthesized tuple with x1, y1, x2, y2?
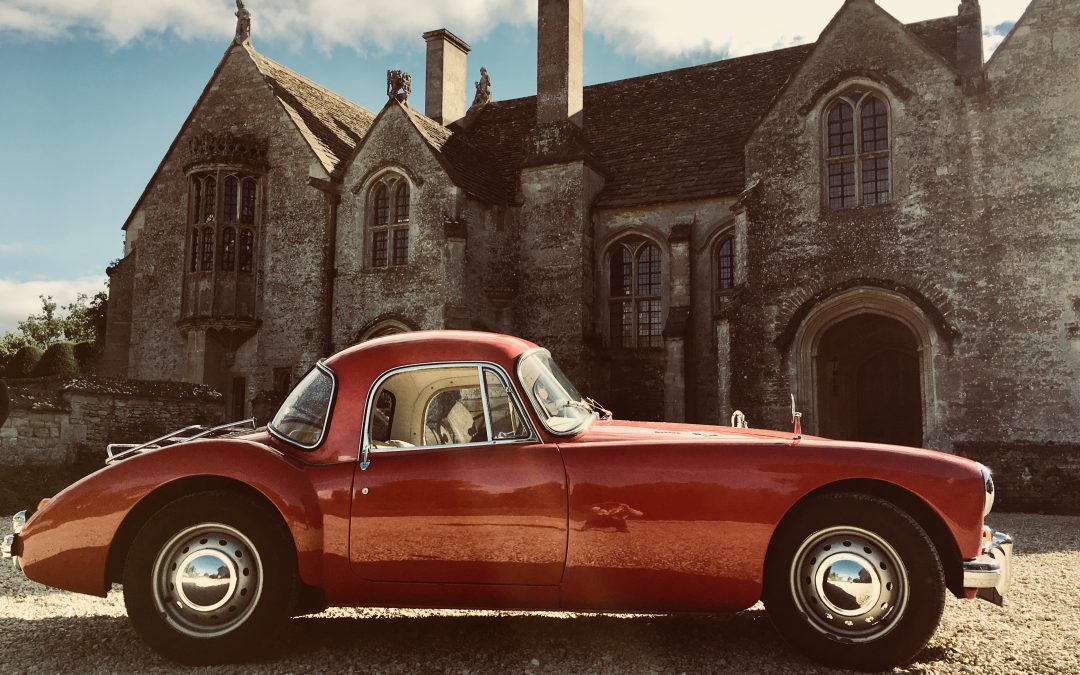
(584, 397, 612, 420)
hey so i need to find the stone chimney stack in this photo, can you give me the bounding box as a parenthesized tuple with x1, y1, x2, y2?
(537, 0, 584, 127)
(423, 29, 471, 125)
(956, 0, 985, 92)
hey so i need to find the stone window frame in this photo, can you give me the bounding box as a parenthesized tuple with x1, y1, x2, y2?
(368, 173, 412, 269)
(822, 88, 892, 210)
(713, 232, 736, 310)
(604, 234, 667, 351)
(187, 170, 261, 275)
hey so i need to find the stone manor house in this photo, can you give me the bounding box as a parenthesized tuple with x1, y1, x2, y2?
(101, 0, 1079, 459)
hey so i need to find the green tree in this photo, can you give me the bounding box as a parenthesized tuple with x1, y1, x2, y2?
(63, 291, 108, 345)
(17, 296, 65, 349)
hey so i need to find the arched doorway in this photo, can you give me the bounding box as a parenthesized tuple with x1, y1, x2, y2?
(358, 319, 412, 342)
(816, 314, 922, 446)
(791, 287, 939, 447)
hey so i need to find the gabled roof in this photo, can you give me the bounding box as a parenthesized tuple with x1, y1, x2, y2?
(458, 16, 961, 209)
(400, 103, 513, 204)
(248, 46, 375, 175)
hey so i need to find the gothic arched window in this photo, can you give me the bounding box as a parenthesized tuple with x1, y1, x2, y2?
(201, 226, 214, 270)
(202, 177, 217, 222)
(609, 237, 663, 349)
(825, 90, 890, 209)
(369, 175, 410, 268)
(239, 229, 254, 273)
(715, 235, 735, 307)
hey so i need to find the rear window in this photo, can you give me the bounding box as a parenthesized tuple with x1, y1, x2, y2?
(269, 364, 335, 449)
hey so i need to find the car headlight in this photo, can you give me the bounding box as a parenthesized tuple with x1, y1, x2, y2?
(978, 463, 995, 516)
(12, 510, 28, 534)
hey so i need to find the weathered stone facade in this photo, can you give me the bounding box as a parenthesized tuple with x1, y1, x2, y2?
(102, 0, 1078, 494)
(0, 377, 223, 465)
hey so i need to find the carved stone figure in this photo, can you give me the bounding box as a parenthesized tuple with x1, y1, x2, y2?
(234, 0, 252, 44)
(386, 70, 412, 103)
(958, 0, 979, 16)
(470, 67, 492, 110)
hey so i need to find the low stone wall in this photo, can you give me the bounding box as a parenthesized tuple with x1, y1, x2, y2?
(955, 441, 1080, 515)
(0, 376, 224, 466)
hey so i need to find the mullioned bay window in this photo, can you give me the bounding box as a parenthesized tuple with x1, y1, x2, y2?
(187, 172, 260, 274)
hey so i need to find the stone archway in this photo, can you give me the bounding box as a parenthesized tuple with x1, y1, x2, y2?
(816, 314, 922, 446)
(791, 287, 939, 447)
(359, 319, 412, 342)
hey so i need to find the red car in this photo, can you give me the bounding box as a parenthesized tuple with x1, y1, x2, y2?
(2, 331, 1011, 670)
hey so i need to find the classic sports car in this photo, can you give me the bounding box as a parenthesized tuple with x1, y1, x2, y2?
(3, 331, 1011, 670)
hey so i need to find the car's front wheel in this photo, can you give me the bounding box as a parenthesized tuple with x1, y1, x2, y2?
(122, 491, 294, 664)
(763, 493, 945, 671)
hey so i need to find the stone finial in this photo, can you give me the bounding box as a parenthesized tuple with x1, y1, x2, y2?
(387, 70, 412, 104)
(469, 67, 492, 110)
(234, 0, 252, 44)
(958, 0, 979, 16)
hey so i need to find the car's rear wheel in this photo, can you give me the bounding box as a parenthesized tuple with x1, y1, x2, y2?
(763, 493, 945, 671)
(122, 491, 294, 664)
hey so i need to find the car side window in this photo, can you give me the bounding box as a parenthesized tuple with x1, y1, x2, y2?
(370, 390, 395, 443)
(484, 368, 530, 441)
(422, 380, 488, 446)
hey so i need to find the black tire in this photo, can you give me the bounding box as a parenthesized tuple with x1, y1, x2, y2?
(762, 493, 945, 672)
(122, 490, 295, 664)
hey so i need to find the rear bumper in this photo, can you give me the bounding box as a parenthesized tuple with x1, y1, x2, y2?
(962, 531, 1013, 606)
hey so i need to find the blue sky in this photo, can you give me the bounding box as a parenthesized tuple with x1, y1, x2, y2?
(0, 0, 1024, 332)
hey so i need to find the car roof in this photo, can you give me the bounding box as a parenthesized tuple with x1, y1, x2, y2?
(324, 330, 540, 375)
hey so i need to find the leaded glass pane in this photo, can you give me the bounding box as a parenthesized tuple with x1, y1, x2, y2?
(239, 229, 254, 273)
(828, 103, 854, 157)
(610, 247, 632, 297)
(223, 177, 238, 223)
(222, 227, 236, 271)
(241, 178, 257, 224)
(372, 231, 388, 267)
(203, 177, 216, 222)
(862, 157, 890, 205)
(828, 162, 856, 209)
(391, 228, 408, 265)
(717, 237, 734, 290)
(861, 97, 889, 152)
(394, 184, 410, 223)
(638, 299, 662, 348)
(190, 229, 199, 272)
(201, 226, 214, 270)
(637, 244, 661, 297)
(374, 185, 389, 226)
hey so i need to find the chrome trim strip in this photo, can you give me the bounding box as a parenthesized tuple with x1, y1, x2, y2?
(267, 361, 338, 451)
(515, 348, 595, 437)
(359, 360, 541, 470)
(107, 418, 257, 465)
(477, 365, 494, 443)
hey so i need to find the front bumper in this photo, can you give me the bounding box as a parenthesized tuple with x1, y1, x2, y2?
(962, 530, 1013, 606)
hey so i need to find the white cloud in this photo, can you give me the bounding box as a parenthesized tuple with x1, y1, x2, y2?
(0, 0, 1029, 60)
(0, 276, 108, 335)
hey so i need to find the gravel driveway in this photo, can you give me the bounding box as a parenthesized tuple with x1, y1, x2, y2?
(1, 512, 1076, 674)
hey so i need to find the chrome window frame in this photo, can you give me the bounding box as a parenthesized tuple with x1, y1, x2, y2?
(359, 361, 540, 469)
(267, 360, 338, 451)
(515, 348, 595, 437)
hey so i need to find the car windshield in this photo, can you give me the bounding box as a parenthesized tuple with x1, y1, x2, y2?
(517, 350, 594, 434)
(269, 363, 335, 449)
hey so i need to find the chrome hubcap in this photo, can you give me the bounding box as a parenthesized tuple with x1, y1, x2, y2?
(152, 523, 263, 638)
(790, 526, 907, 642)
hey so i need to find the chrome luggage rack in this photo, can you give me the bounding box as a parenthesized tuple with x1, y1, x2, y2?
(105, 418, 256, 465)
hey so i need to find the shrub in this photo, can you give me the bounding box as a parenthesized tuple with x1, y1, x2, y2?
(32, 342, 79, 377)
(4, 345, 43, 378)
(73, 341, 99, 373)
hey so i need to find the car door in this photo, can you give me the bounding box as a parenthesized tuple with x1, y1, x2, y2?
(350, 363, 567, 586)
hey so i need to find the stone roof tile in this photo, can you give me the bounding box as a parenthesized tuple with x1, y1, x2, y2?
(249, 48, 376, 175)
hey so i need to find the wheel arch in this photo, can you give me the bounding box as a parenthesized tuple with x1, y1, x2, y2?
(766, 478, 964, 598)
(104, 474, 329, 615)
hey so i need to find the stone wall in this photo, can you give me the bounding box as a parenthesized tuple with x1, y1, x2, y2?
(0, 377, 224, 466)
